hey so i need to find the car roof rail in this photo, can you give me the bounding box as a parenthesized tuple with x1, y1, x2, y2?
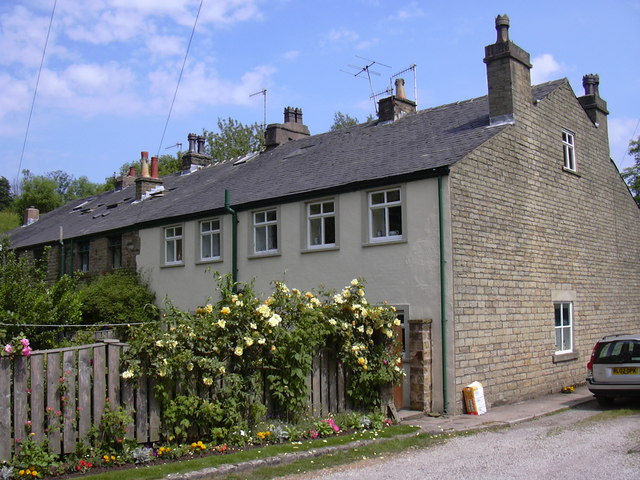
(602, 333, 634, 339)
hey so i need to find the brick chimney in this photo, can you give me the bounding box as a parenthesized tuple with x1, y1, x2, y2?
(181, 133, 212, 170)
(114, 166, 137, 191)
(377, 78, 417, 122)
(135, 151, 163, 199)
(265, 107, 310, 149)
(23, 206, 39, 226)
(578, 74, 609, 136)
(483, 14, 532, 125)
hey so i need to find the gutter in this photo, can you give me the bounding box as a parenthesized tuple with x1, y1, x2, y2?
(438, 175, 449, 414)
(224, 190, 238, 289)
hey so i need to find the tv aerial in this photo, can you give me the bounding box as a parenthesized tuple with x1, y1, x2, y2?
(390, 64, 418, 104)
(342, 56, 391, 110)
(250, 88, 267, 130)
(165, 142, 183, 151)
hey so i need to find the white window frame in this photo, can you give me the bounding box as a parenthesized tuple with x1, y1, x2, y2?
(307, 200, 336, 249)
(164, 225, 183, 265)
(562, 130, 576, 172)
(554, 301, 573, 353)
(368, 188, 403, 242)
(199, 218, 221, 261)
(253, 208, 278, 254)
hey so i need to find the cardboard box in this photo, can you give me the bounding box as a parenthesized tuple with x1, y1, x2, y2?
(463, 381, 487, 415)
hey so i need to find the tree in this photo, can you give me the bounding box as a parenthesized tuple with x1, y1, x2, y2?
(203, 117, 264, 163)
(0, 238, 83, 349)
(0, 211, 20, 233)
(0, 176, 13, 210)
(330, 111, 375, 131)
(622, 136, 640, 204)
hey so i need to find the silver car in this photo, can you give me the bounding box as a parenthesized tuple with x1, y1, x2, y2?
(586, 334, 640, 406)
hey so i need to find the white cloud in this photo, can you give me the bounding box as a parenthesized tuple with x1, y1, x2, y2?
(283, 50, 300, 61)
(146, 35, 185, 57)
(531, 54, 565, 84)
(388, 2, 425, 21)
(609, 116, 640, 171)
(327, 29, 360, 43)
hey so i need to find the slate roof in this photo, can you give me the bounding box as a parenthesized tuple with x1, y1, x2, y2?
(8, 80, 565, 249)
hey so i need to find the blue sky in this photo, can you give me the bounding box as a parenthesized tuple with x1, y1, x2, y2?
(2, 0, 639, 186)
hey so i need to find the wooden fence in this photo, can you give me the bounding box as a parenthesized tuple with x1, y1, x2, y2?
(0, 340, 347, 462)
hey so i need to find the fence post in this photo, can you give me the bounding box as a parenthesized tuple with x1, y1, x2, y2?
(0, 357, 11, 461)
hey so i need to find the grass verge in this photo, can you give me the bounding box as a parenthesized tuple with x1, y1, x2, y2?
(78, 425, 420, 480)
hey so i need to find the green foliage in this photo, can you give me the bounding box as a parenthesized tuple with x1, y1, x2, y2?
(622, 136, 640, 204)
(12, 435, 59, 478)
(114, 153, 183, 180)
(123, 274, 403, 445)
(87, 405, 135, 455)
(0, 176, 13, 210)
(78, 270, 157, 332)
(203, 117, 265, 163)
(0, 210, 20, 233)
(330, 112, 375, 131)
(0, 238, 83, 349)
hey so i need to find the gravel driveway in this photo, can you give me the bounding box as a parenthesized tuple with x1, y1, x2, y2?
(286, 403, 640, 480)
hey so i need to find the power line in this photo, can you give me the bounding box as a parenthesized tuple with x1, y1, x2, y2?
(156, 0, 204, 158)
(15, 0, 57, 189)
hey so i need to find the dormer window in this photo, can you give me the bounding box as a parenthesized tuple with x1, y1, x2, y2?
(562, 130, 576, 172)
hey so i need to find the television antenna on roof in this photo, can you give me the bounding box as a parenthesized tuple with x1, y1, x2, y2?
(165, 142, 183, 151)
(342, 56, 391, 110)
(390, 63, 418, 104)
(250, 88, 267, 130)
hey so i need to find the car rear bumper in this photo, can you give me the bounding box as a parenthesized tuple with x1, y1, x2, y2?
(586, 379, 640, 396)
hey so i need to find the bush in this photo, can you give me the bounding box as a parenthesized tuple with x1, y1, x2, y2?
(78, 270, 157, 334)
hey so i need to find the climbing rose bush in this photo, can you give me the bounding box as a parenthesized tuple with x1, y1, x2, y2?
(122, 274, 403, 443)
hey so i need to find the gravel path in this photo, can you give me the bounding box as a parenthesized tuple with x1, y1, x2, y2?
(283, 408, 640, 480)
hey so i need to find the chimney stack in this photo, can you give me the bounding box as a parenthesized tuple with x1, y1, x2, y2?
(23, 206, 39, 226)
(483, 14, 532, 125)
(114, 166, 137, 190)
(578, 74, 609, 136)
(135, 150, 163, 199)
(265, 107, 310, 149)
(181, 133, 212, 171)
(377, 78, 417, 122)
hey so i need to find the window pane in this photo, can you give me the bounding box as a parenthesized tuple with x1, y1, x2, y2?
(323, 201, 334, 213)
(175, 239, 182, 261)
(309, 203, 321, 215)
(166, 241, 175, 263)
(387, 189, 400, 202)
(371, 192, 385, 205)
(268, 224, 278, 250)
(266, 210, 277, 222)
(562, 304, 570, 326)
(554, 304, 561, 327)
(555, 329, 562, 351)
(255, 212, 265, 224)
(389, 205, 402, 235)
(202, 235, 212, 258)
(562, 327, 571, 351)
(256, 226, 266, 252)
(175, 227, 182, 236)
(325, 216, 335, 244)
(211, 233, 220, 257)
(372, 208, 386, 237)
(310, 218, 322, 246)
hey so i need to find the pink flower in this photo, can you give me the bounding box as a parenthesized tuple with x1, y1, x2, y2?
(22, 346, 31, 357)
(309, 429, 318, 439)
(20, 338, 29, 347)
(4, 344, 12, 354)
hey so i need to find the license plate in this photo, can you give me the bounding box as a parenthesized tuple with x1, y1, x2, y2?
(612, 367, 639, 375)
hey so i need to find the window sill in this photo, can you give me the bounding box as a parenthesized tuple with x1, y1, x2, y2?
(562, 167, 581, 177)
(301, 246, 340, 254)
(161, 262, 185, 269)
(552, 351, 579, 364)
(248, 251, 281, 260)
(363, 237, 407, 248)
(196, 258, 223, 265)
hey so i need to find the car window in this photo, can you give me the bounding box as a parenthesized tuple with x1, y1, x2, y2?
(595, 340, 640, 364)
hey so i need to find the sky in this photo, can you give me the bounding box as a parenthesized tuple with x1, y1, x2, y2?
(1, 0, 639, 187)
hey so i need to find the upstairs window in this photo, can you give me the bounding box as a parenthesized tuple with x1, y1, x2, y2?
(307, 200, 336, 248)
(253, 209, 278, 254)
(200, 219, 221, 261)
(562, 130, 576, 171)
(164, 225, 183, 265)
(78, 241, 90, 273)
(554, 302, 573, 353)
(369, 188, 403, 242)
(108, 236, 121, 269)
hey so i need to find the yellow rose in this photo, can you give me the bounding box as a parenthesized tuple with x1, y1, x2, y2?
(234, 346, 243, 356)
(220, 306, 231, 315)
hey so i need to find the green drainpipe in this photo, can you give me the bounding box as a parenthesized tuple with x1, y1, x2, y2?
(68, 239, 74, 276)
(224, 190, 238, 289)
(438, 175, 449, 414)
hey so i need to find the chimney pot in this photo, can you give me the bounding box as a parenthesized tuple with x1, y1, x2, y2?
(187, 133, 197, 152)
(140, 151, 150, 177)
(197, 135, 205, 154)
(582, 74, 600, 96)
(150, 156, 159, 178)
(495, 14, 510, 43)
(395, 78, 406, 99)
(128, 166, 136, 177)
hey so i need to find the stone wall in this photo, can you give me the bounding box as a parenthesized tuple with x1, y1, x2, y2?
(448, 82, 640, 413)
(408, 319, 432, 411)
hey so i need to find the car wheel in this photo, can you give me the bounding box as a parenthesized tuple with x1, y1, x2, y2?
(596, 395, 614, 407)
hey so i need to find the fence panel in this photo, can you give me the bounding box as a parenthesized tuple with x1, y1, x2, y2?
(0, 341, 350, 462)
